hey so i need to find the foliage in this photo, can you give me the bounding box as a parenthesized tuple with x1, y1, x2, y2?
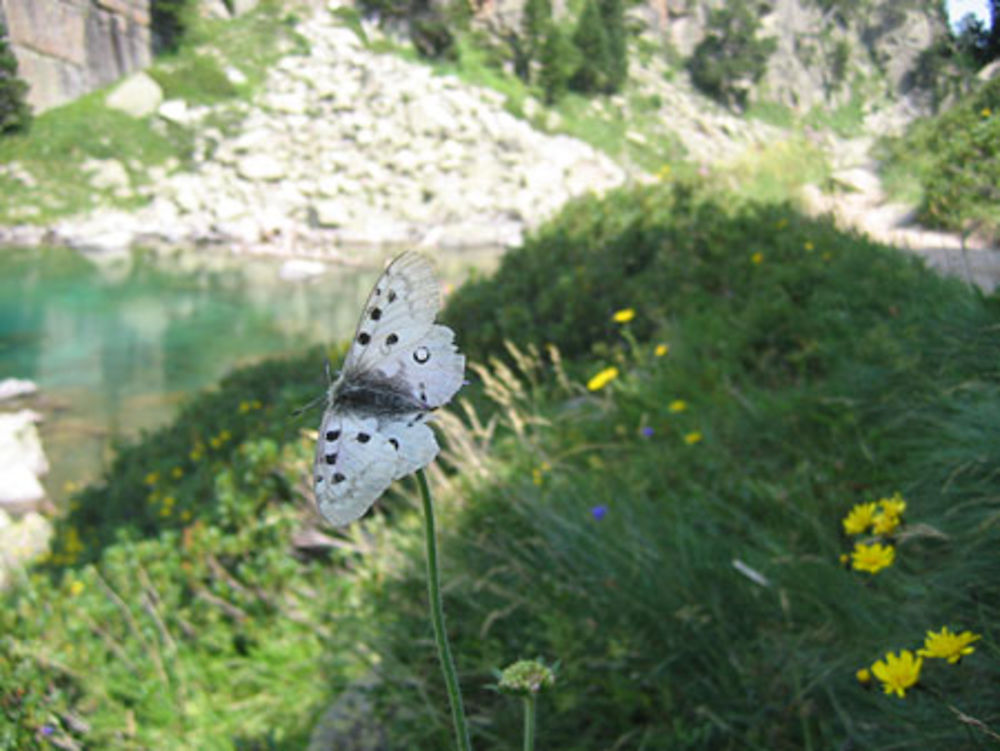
(381, 180, 1000, 749)
(4, 180, 999, 748)
(0, 21, 31, 136)
(687, 0, 777, 110)
(878, 76, 1000, 240)
(522, 0, 553, 64)
(569, 0, 612, 95)
(598, 0, 627, 92)
(150, 0, 195, 53)
(538, 25, 579, 104)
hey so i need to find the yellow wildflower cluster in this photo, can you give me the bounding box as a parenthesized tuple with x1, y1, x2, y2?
(532, 461, 552, 487)
(751, 251, 764, 265)
(654, 344, 669, 357)
(840, 493, 907, 574)
(238, 399, 263, 414)
(209, 428, 233, 450)
(50, 526, 85, 566)
(861, 627, 981, 698)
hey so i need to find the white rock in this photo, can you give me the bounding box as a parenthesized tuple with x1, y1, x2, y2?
(237, 154, 287, 181)
(105, 72, 164, 118)
(158, 99, 191, 124)
(0, 411, 49, 511)
(0, 379, 38, 402)
(0, 510, 53, 590)
(225, 65, 249, 86)
(310, 199, 352, 228)
(279, 259, 327, 281)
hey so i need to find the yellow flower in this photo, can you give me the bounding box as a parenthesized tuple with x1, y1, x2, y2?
(871, 512, 900, 536)
(239, 400, 251, 413)
(683, 431, 702, 445)
(982, 107, 992, 118)
(220, 429, 232, 442)
(871, 650, 922, 698)
(751, 251, 764, 265)
(171, 467, 184, 479)
(181, 510, 193, 521)
(160, 506, 172, 517)
(69, 580, 85, 597)
(668, 399, 687, 413)
(850, 541, 895, 574)
(209, 436, 223, 449)
(144, 471, 159, 486)
(842, 502, 878, 535)
(587, 366, 619, 392)
(918, 627, 980, 664)
(612, 308, 635, 324)
(657, 164, 672, 180)
(879, 492, 906, 518)
(654, 344, 669, 357)
(804, 241, 814, 252)
(855, 667, 871, 685)
(838, 553, 850, 566)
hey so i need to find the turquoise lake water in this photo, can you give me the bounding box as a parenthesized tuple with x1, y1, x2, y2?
(0, 245, 493, 502)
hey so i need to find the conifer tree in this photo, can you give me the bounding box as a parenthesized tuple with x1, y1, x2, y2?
(598, 0, 627, 92)
(523, 0, 552, 63)
(0, 21, 31, 135)
(539, 24, 579, 104)
(570, 0, 611, 94)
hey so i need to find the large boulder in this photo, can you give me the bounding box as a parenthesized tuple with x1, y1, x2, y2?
(0, 410, 49, 512)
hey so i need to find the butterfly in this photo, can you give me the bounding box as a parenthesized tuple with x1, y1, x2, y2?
(314, 252, 465, 526)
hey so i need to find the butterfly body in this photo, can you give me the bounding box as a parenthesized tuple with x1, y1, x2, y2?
(314, 253, 464, 526)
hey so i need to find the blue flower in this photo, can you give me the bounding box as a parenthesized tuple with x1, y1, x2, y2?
(591, 505, 608, 521)
(640, 426, 654, 437)
(41, 725, 54, 736)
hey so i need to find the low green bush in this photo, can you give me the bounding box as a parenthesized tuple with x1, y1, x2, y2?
(879, 77, 1000, 240)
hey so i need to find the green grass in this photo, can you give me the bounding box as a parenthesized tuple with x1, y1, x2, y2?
(4, 178, 996, 749)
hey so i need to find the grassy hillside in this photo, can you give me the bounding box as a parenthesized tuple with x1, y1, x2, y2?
(4, 178, 998, 749)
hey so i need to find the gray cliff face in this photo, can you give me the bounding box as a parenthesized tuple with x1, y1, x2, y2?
(0, 0, 258, 113)
(1, 0, 152, 112)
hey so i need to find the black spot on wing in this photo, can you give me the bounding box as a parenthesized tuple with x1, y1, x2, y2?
(358, 332, 371, 345)
(370, 307, 382, 321)
(389, 438, 399, 450)
(386, 333, 398, 346)
(326, 430, 340, 441)
(357, 432, 371, 443)
(325, 453, 337, 465)
(387, 290, 397, 303)
(333, 472, 346, 484)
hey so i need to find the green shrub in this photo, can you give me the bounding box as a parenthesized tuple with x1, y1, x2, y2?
(0, 21, 31, 135)
(384, 181, 1000, 749)
(150, 0, 195, 53)
(538, 25, 579, 104)
(880, 76, 1000, 239)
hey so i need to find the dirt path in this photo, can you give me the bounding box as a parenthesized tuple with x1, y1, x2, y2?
(802, 136, 1000, 293)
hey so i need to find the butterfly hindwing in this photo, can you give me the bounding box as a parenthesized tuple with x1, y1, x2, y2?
(380, 414, 440, 479)
(314, 410, 398, 526)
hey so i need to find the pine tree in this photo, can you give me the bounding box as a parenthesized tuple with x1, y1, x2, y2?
(523, 0, 552, 62)
(598, 0, 626, 92)
(570, 0, 611, 94)
(0, 21, 31, 135)
(539, 24, 579, 104)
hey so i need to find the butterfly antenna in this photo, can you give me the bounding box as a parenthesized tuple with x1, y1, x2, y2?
(291, 392, 327, 418)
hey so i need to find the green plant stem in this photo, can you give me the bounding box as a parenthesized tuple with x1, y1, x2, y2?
(523, 695, 537, 751)
(417, 469, 472, 751)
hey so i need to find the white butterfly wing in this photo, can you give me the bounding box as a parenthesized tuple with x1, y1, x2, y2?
(314, 410, 398, 526)
(380, 415, 440, 479)
(343, 252, 442, 375)
(314, 251, 465, 527)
